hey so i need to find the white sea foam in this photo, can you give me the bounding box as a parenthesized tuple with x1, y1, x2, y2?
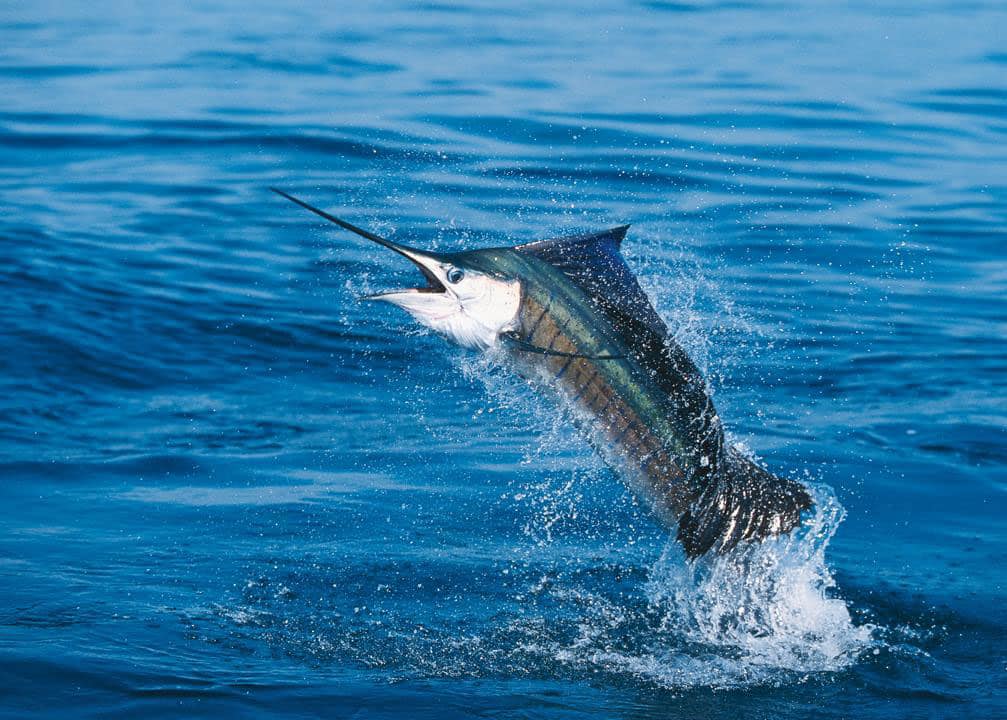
(644, 485, 872, 676)
(507, 487, 873, 690)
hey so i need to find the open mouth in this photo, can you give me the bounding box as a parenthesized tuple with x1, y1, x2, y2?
(366, 255, 446, 299)
(411, 263, 446, 294)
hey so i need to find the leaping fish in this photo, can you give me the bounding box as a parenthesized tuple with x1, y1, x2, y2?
(272, 189, 813, 559)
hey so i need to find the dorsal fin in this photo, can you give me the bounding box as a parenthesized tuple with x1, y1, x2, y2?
(514, 225, 667, 337)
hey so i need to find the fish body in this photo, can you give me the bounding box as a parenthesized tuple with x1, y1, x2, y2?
(475, 246, 710, 525)
(273, 190, 813, 558)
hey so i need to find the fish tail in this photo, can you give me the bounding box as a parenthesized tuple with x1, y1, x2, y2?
(676, 447, 814, 559)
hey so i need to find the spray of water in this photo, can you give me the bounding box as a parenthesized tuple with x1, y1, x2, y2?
(448, 238, 875, 684)
(646, 485, 872, 674)
(458, 349, 874, 687)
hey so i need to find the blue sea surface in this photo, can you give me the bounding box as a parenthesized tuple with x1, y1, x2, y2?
(1, 1, 1005, 717)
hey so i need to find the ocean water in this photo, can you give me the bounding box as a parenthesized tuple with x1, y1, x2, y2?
(1, 1, 1005, 717)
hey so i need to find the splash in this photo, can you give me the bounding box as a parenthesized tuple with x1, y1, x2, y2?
(496, 488, 872, 691)
(645, 484, 872, 676)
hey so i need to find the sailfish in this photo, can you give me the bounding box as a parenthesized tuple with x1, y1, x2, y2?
(272, 189, 813, 559)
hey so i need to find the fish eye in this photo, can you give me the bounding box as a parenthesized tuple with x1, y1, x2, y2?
(446, 267, 465, 284)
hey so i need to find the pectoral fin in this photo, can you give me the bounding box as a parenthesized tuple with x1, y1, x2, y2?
(501, 332, 625, 360)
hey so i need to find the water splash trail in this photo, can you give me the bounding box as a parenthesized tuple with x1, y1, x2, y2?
(646, 486, 872, 676)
